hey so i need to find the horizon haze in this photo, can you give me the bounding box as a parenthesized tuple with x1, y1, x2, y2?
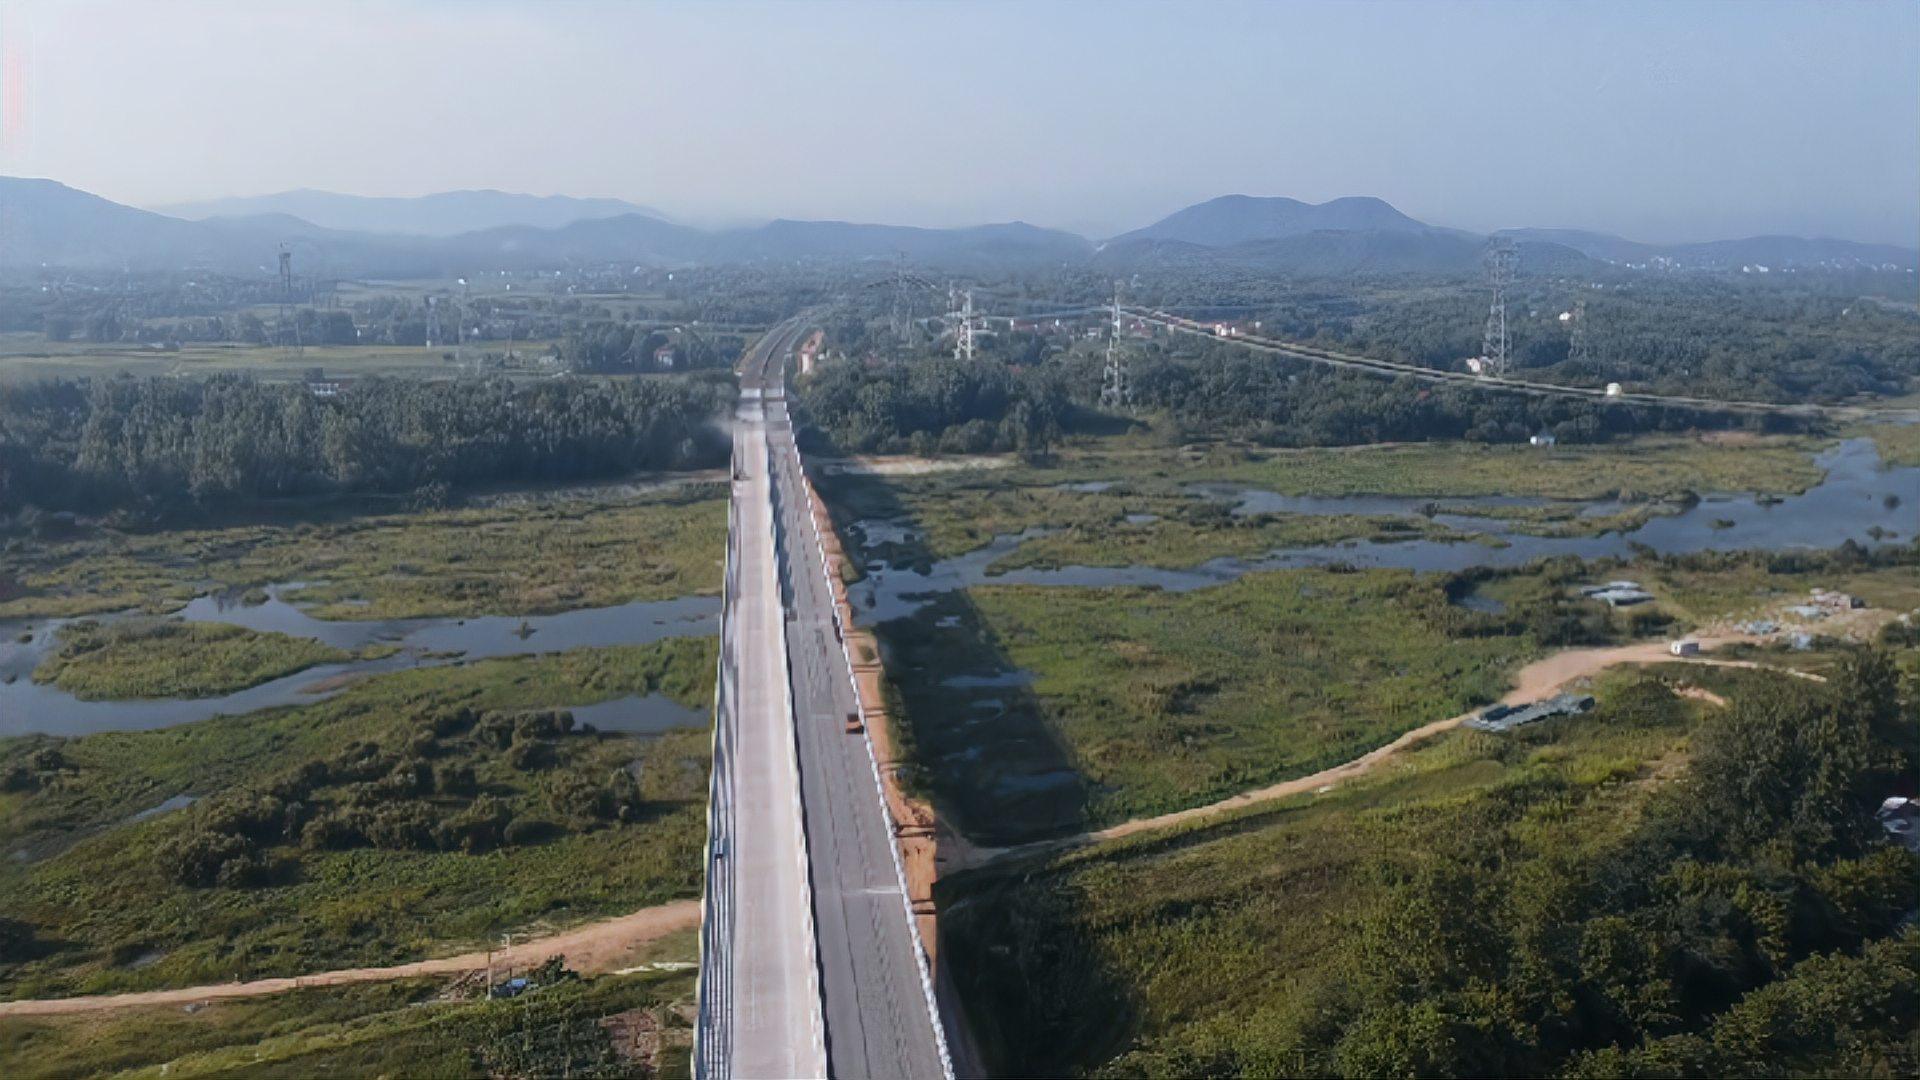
(1, 0, 1915, 246)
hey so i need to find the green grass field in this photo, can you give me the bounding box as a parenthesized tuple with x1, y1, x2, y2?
(1862, 420, 1920, 467)
(0, 484, 727, 621)
(32, 619, 391, 701)
(0, 638, 715, 999)
(988, 510, 1481, 573)
(879, 568, 1534, 843)
(1, 967, 696, 1079)
(0, 334, 550, 383)
(1028, 430, 1828, 500)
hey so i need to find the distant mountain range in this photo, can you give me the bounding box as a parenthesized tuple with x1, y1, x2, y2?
(156, 189, 670, 237)
(3, 177, 1911, 277)
(1098, 194, 1915, 274)
(0, 178, 1089, 274)
(1494, 226, 1919, 272)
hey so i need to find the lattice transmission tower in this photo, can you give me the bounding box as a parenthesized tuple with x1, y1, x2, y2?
(1100, 284, 1132, 410)
(864, 254, 934, 363)
(277, 245, 303, 359)
(948, 286, 980, 361)
(1479, 239, 1518, 376)
(1566, 298, 1590, 367)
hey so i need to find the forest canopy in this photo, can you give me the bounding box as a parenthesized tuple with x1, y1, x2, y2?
(0, 373, 734, 515)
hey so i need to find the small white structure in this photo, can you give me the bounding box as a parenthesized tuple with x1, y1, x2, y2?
(1466, 356, 1489, 375)
(1530, 432, 1557, 447)
(1581, 581, 1654, 607)
(1810, 588, 1864, 610)
(1605, 382, 1623, 397)
(1669, 639, 1701, 657)
(1878, 797, 1920, 852)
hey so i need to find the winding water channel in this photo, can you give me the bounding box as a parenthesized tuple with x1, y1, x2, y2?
(849, 438, 1918, 623)
(3, 439, 1911, 739)
(0, 590, 717, 737)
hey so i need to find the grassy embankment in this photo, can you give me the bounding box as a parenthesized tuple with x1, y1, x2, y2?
(0, 485, 727, 622)
(32, 620, 397, 700)
(939, 661, 1920, 1076)
(0, 638, 715, 1000)
(821, 433, 1829, 575)
(1, 967, 696, 1079)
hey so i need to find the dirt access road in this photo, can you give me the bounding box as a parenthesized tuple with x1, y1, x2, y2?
(960, 634, 1811, 867)
(0, 900, 699, 1018)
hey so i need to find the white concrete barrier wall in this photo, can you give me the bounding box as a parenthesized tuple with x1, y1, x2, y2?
(766, 434, 830, 1076)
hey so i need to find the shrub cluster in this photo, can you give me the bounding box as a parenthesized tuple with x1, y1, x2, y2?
(154, 704, 654, 888)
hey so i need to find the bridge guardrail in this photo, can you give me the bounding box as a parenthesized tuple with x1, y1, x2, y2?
(693, 446, 740, 1079)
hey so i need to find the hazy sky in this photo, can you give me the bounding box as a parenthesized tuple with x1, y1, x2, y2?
(3, 0, 1915, 244)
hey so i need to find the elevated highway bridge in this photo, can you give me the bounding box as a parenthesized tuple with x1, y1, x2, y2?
(694, 318, 952, 1080)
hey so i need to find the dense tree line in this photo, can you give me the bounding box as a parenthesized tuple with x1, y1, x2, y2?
(1110, 340, 1802, 445)
(1305, 651, 1919, 1077)
(1115, 267, 1920, 406)
(796, 354, 1069, 456)
(806, 335, 1798, 451)
(556, 321, 743, 374)
(0, 372, 733, 515)
(955, 649, 1920, 1077)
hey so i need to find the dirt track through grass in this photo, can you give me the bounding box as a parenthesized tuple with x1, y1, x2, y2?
(0, 900, 699, 1016)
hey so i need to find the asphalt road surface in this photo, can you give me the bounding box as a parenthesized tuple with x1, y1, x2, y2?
(765, 389, 950, 1079)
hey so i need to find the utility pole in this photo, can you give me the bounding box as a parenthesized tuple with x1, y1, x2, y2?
(1479, 239, 1518, 376)
(1100, 283, 1131, 410)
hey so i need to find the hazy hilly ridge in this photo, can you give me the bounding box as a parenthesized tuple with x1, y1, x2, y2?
(3, 177, 1911, 277)
(1496, 226, 1917, 270)
(0, 178, 1088, 274)
(157, 188, 670, 237)
(1109, 194, 1435, 246)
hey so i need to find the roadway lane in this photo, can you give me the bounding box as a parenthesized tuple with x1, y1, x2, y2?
(765, 397, 952, 1079)
(713, 385, 827, 1080)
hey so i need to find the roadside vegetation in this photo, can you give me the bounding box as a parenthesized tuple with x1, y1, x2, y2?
(941, 655, 1920, 1076)
(1, 965, 696, 1079)
(0, 484, 726, 621)
(0, 638, 715, 999)
(31, 619, 389, 700)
